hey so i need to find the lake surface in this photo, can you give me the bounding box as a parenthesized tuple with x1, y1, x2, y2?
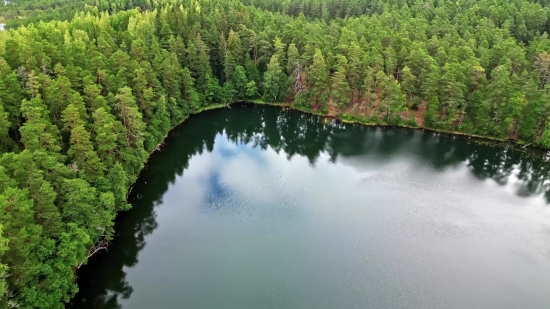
(70, 104, 550, 309)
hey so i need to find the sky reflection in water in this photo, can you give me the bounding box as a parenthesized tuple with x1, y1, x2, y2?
(71, 105, 550, 309)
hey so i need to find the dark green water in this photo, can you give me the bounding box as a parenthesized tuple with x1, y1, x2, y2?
(70, 104, 550, 309)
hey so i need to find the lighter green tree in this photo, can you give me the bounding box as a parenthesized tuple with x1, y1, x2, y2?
(68, 125, 105, 182)
(0, 224, 8, 304)
(263, 55, 286, 102)
(308, 49, 330, 110)
(331, 55, 351, 110)
(233, 66, 248, 100)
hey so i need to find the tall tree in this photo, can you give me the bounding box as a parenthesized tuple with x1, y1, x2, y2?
(307, 49, 330, 110)
(0, 224, 7, 303)
(263, 55, 286, 102)
(233, 66, 248, 100)
(331, 55, 351, 111)
(68, 125, 105, 182)
(19, 96, 62, 156)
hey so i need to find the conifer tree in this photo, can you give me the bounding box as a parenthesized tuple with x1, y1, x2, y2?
(263, 55, 286, 102)
(68, 125, 105, 181)
(331, 55, 351, 110)
(308, 49, 330, 110)
(233, 66, 248, 100)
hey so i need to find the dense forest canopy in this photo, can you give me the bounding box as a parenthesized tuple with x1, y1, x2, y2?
(0, 0, 550, 308)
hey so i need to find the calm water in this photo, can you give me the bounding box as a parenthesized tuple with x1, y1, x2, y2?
(70, 104, 550, 309)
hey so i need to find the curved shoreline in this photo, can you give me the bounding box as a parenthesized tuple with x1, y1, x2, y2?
(71, 100, 547, 307)
(84, 101, 544, 259)
(249, 101, 525, 146)
(145, 100, 545, 167)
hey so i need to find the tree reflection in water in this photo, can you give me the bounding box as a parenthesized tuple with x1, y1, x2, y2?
(69, 104, 550, 309)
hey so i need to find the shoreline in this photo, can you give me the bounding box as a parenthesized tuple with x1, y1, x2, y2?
(243, 100, 537, 149)
(143, 100, 545, 168)
(71, 99, 547, 306)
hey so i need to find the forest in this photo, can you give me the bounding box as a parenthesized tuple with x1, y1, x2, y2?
(0, 0, 550, 307)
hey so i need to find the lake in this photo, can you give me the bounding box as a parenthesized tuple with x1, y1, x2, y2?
(70, 104, 550, 309)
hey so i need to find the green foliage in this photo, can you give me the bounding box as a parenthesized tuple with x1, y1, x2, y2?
(2, 0, 550, 307)
(263, 56, 286, 102)
(0, 224, 8, 304)
(331, 55, 351, 110)
(246, 81, 258, 98)
(232, 66, 248, 100)
(308, 49, 330, 110)
(218, 82, 234, 104)
(0, 102, 13, 151)
(68, 125, 105, 181)
(407, 115, 419, 127)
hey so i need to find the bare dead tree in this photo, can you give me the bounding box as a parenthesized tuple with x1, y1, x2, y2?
(67, 162, 79, 173)
(40, 58, 50, 76)
(293, 61, 303, 93)
(534, 52, 550, 90)
(17, 65, 29, 88)
(77, 239, 109, 269)
(126, 184, 134, 200)
(153, 142, 164, 152)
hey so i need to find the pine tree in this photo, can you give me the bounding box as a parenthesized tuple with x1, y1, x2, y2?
(19, 96, 62, 156)
(0, 72, 25, 133)
(0, 186, 50, 309)
(0, 150, 63, 238)
(115, 87, 146, 150)
(384, 46, 397, 76)
(59, 178, 104, 239)
(263, 55, 286, 102)
(439, 61, 466, 125)
(347, 42, 363, 101)
(400, 66, 418, 105)
(226, 29, 243, 80)
(92, 107, 119, 167)
(233, 66, 248, 100)
(273, 36, 286, 70)
(331, 55, 351, 111)
(107, 162, 131, 212)
(148, 95, 171, 149)
(0, 224, 8, 303)
(481, 64, 515, 136)
(68, 125, 105, 182)
(133, 67, 156, 121)
(308, 49, 330, 110)
(189, 35, 213, 93)
(61, 103, 85, 133)
(0, 102, 12, 151)
(180, 67, 199, 113)
(246, 81, 258, 98)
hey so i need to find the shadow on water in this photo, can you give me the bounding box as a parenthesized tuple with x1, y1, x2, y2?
(68, 103, 550, 309)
